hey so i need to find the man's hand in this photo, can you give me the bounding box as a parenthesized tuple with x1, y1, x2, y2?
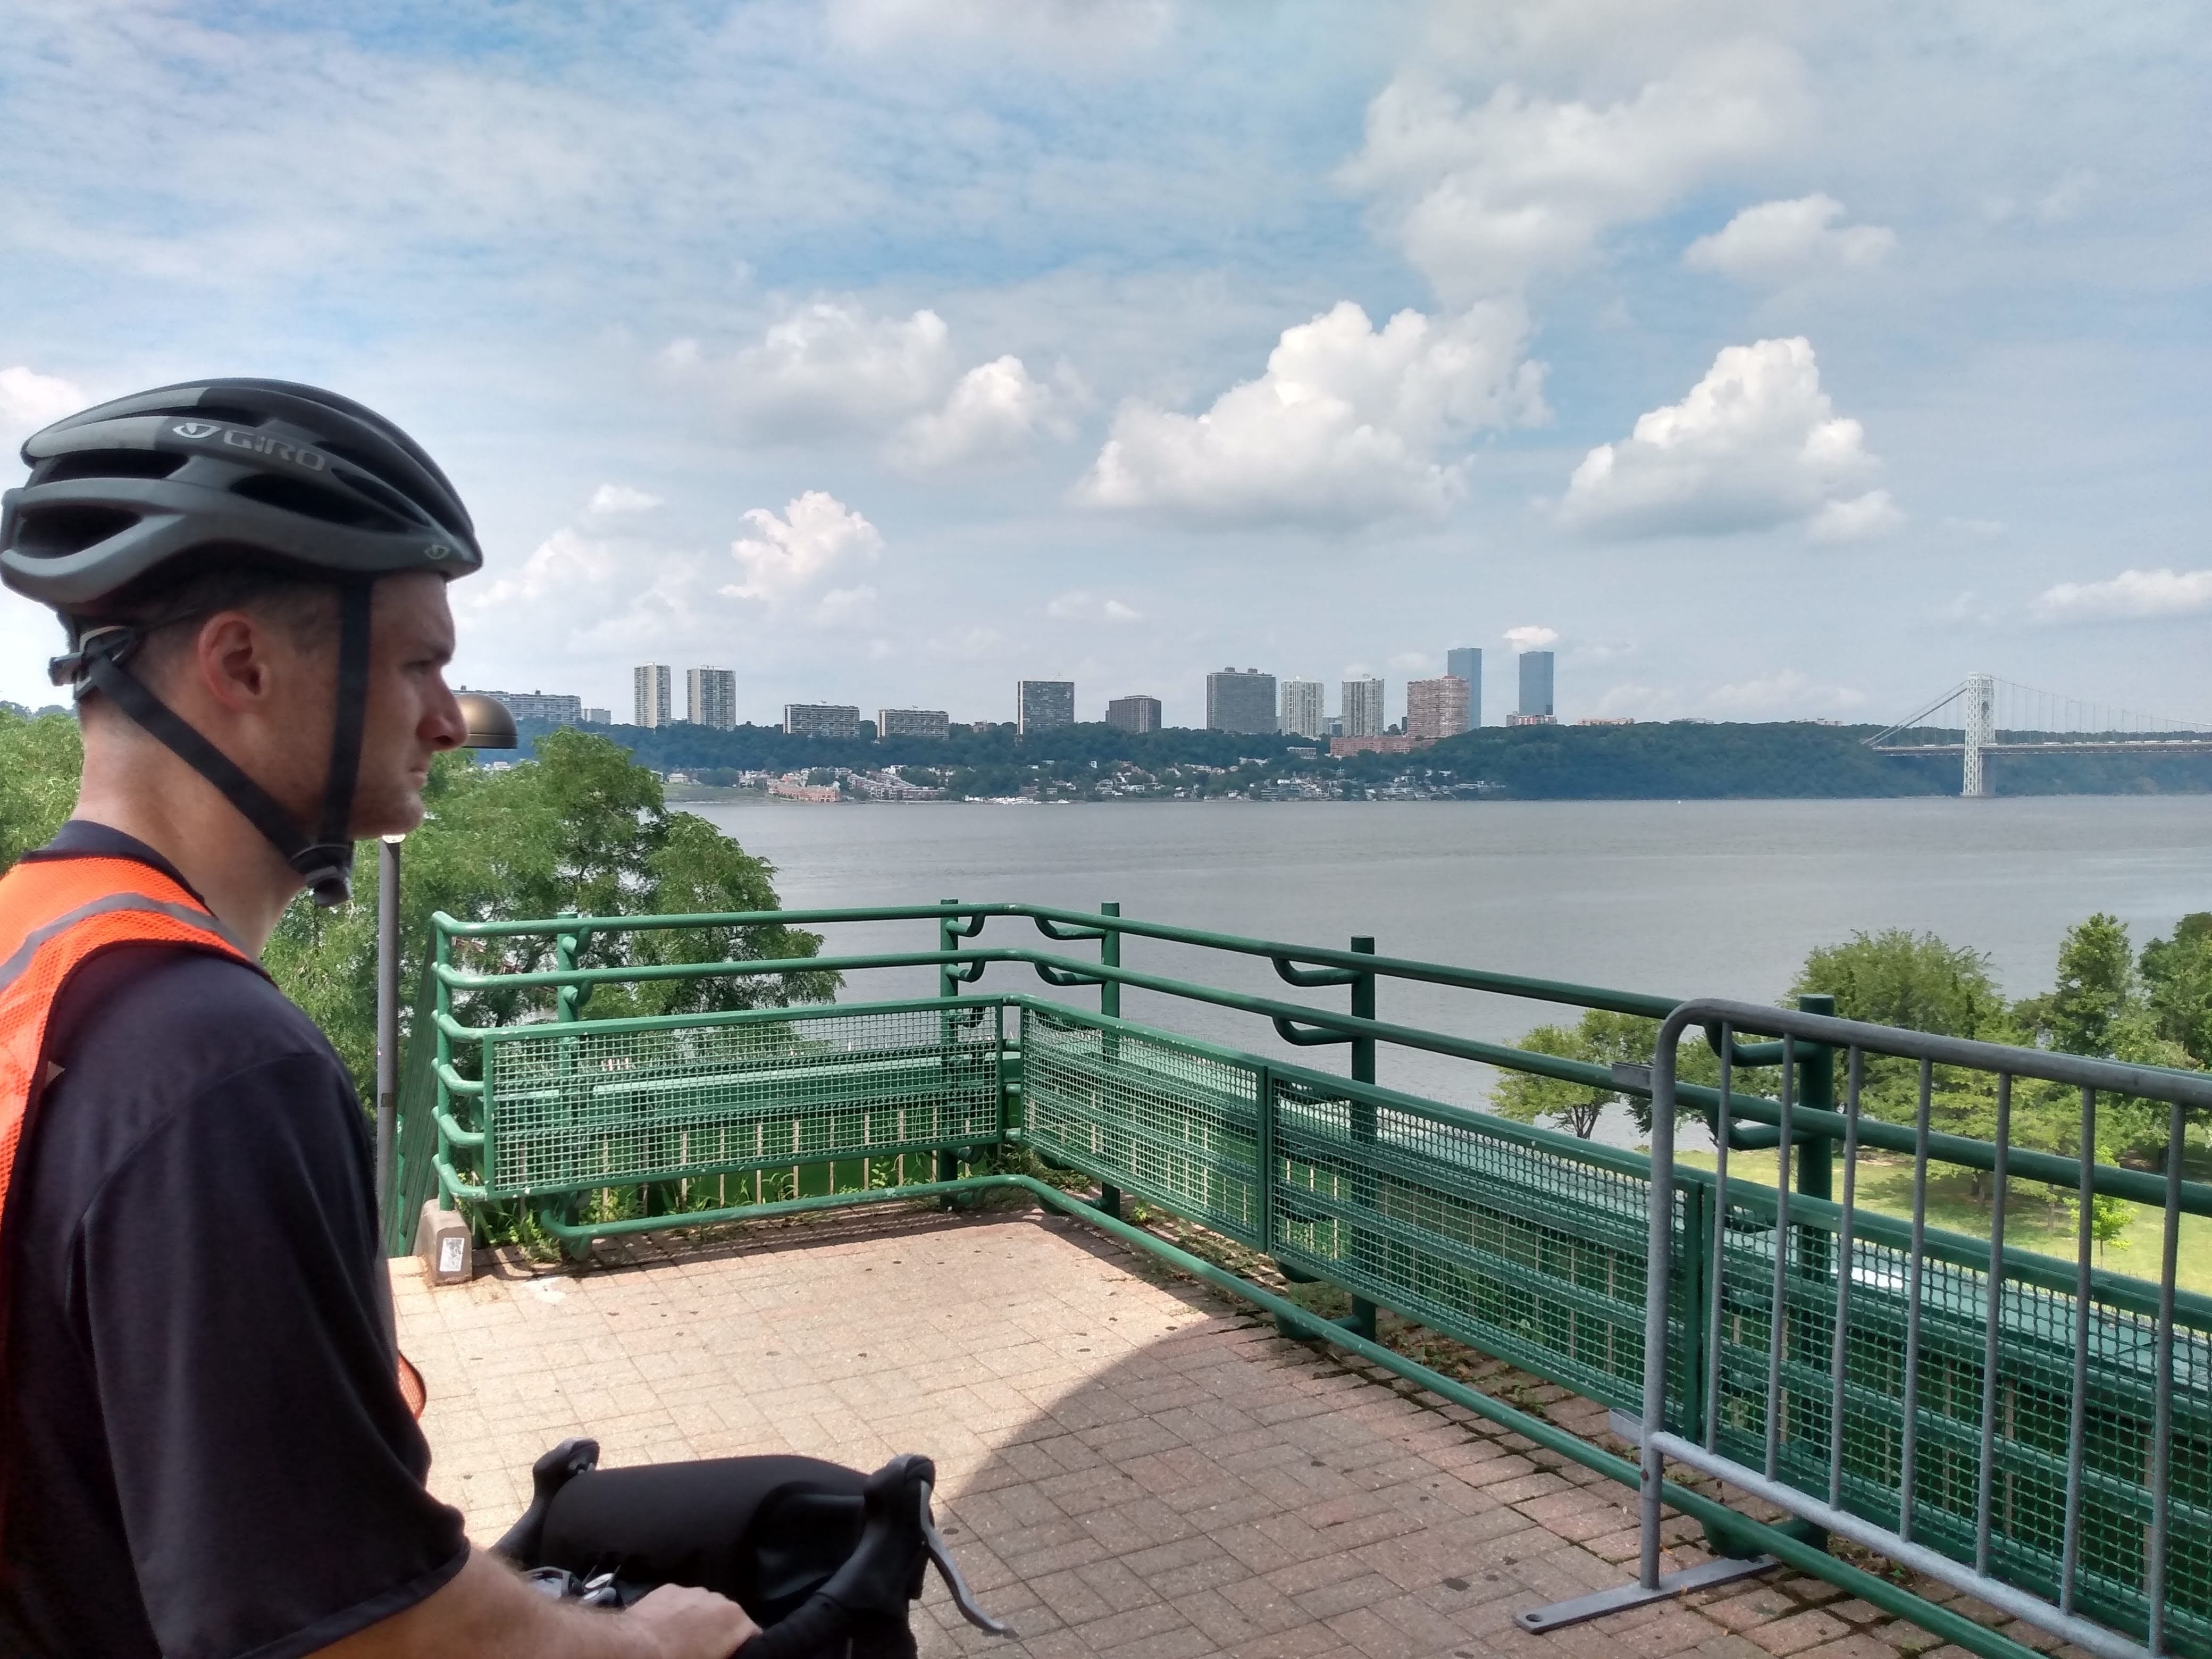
(627, 1582, 761, 1657)
(316, 1547, 760, 1657)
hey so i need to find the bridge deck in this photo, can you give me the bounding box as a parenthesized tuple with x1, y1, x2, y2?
(393, 1203, 2015, 1659)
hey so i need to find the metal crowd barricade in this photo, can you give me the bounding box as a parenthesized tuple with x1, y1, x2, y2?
(1529, 999, 2212, 1659)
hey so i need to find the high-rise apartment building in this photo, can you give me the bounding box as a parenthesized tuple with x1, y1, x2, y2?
(686, 667, 736, 730)
(1446, 648, 1482, 727)
(633, 664, 672, 728)
(784, 703, 859, 739)
(1017, 680, 1075, 734)
(1518, 651, 1555, 719)
(877, 708, 949, 740)
(1406, 677, 1471, 742)
(462, 688, 582, 726)
(1205, 668, 1277, 735)
(1105, 695, 1161, 734)
(582, 707, 610, 726)
(1340, 676, 1385, 739)
(1279, 679, 1325, 740)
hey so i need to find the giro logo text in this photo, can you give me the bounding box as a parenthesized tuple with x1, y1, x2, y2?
(170, 420, 329, 471)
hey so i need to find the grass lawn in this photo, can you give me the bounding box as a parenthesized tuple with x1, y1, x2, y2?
(1674, 1137, 2212, 1300)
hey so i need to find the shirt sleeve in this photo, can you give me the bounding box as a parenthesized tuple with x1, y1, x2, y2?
(72, 1052, 468, 1659)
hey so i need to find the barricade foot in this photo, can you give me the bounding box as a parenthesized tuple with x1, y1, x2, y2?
(1515, 1554, 1778, 1634)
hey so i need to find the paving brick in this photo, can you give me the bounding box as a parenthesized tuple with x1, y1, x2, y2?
(399, 1208, 1906, 1658)
(1749, 1610, 1854, 1655)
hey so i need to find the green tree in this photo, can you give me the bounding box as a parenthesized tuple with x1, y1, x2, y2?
(258, 731, 837, 1094)
(0, 705, 81, 872)
(1491, 1009, 1661, 1138)
(1792, 929, 2006, 1038)
(2142, 913, 2212, 1068)
(2023, 912, 2140, 1057)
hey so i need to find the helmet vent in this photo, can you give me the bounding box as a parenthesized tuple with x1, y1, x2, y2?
(40, 450, 188, 484)
(229, 472, 410, 534)
(320, 458, 434, 531)
(12, 505, 140, 557)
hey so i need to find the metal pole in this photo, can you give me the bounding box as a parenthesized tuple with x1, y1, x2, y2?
(373, 835, 401, 1220)
(1638, 1012, 1683, 1592)
(1346, 936, 1379, 1342)
(1098, 901, 1122, 1218)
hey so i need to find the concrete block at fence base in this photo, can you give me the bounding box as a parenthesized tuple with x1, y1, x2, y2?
(416, 1202, 474, 1286)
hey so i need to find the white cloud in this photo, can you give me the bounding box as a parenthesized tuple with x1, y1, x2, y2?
(813, 584, 879, 622)
(1704, 669, 1868, 717)
(1807, 489, 1902, 542)
(1076, 299, 1545, 529)
(586, 482, 663, 514)
(1340, 42, 1806, 301)
(1504, 625, 1558, 650)
(1045, 590, 1141, 623)
(890, 356, 1078, 472)
(722, 491, 885, 604)
(1683, 195, 1895, 284)
(2033, 568, 2212, 624)
(671, 301, 956, 441)
(1559, 337, 1896, 541)
(1, 365, 88, 458)
(826, 0, 1172, 57)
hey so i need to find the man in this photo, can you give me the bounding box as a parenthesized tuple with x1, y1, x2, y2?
(0, 381, 758, 1656)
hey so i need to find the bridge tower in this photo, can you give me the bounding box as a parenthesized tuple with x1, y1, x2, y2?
(1960, 671, 1996, 797)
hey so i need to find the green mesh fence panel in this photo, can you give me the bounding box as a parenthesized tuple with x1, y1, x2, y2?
(1020, 1005, 1263, 1245)
(1705, 1187, 2212, 1655)
(1268, 1071, 1698, 1413)
(473, 1006, 1002, 1200)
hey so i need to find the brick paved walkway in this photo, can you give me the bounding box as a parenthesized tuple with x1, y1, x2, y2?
(393, 1204, 2004, 1659)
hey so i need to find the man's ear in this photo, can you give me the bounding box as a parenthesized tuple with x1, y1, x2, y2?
(191, 610, 283, 716)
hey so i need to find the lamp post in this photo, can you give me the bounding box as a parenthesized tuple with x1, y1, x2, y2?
(373, 691, 517, 1224)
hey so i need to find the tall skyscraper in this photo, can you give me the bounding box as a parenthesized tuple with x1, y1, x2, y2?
(1340, 676, 1385, 739)
(1446, 647, 1482, 727)
(1206, 668, 1278, 734)
(1518, 650, 1555, 719)
(1105, 695, 1161, 734)
(633, 664, 671, 728)
(687, 667, 736, 730)
(1017, 680, 1075, 734)
(877, 708, 949, 739)
(1279, 679, 1325, 740)
(1406, 677, 1471, 742)
(784, 703, 859, 739)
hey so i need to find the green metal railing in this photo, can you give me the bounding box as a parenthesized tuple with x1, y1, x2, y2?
(400, 899, 2212, 1659)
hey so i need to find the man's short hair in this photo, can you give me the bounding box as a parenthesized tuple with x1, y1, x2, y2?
(70, 550, 340, 709)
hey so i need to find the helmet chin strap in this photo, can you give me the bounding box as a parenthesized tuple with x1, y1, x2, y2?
(72, 582, 375, 909)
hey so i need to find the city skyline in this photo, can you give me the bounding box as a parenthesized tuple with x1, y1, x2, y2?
(602, 642, 1560, 735)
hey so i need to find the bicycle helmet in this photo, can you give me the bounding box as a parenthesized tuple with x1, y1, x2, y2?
(1, 378, 485, 906)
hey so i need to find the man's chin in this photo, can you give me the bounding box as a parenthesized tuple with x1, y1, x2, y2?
(352, 793, 429, 842)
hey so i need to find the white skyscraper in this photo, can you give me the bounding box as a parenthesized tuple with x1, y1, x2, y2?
(686, 666, 736, 730)
(1279, 679, 1325, 740)
(632, 664, 671, 728)
(1340, 676, 1385, 738)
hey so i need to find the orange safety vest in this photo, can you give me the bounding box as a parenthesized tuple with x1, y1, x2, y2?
(0, 852, 425, 1434)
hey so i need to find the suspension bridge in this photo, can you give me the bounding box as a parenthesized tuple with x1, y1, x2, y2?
(1865, 671, 2212, 795)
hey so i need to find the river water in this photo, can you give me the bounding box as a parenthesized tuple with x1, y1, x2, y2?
(688, 796, 2212, 1136)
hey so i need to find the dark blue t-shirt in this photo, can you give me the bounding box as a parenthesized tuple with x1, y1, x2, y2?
(0, 823, 466, 1657)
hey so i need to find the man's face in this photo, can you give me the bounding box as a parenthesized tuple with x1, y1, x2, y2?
(349, 572, 464, 839)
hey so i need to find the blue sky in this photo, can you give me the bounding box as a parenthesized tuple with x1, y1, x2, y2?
(3, 0, 2207, 729)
